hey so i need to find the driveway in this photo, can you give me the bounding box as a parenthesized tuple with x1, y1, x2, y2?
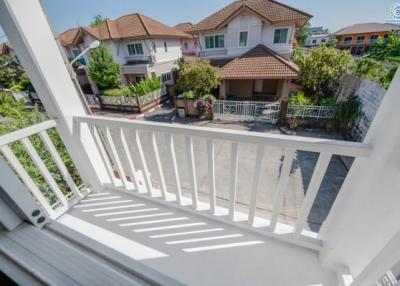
(100, 104, 350, 232)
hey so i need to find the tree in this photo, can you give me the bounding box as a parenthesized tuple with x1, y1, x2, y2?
(294, 46, 351, 100)
(176, 59, 220, 96)
(369, 32, 400, 61)
(90, 15, 106, 27)
(0, 55, 25, 89)
(88, 45, 121, 90)
(295, 24, 311, 46)
(326, 38, 338, 47)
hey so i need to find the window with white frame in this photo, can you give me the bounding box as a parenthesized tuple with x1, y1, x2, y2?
(239, 31, 248, 47)
(161, 72, 172, 83)
(164, 41, 168, 52)
(127, 43, 144, 55)
(205, 35, 225, 49)
(152, 42, 157, 53)
(71, 47, 81, 58)
(273, 28, 288, 44)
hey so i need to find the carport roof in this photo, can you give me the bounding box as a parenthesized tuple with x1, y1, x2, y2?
(219, 45, 299, 79)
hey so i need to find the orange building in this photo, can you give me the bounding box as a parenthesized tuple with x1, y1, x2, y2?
(334, 22, 400, 55)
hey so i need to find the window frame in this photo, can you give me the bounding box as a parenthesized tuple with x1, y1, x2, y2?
(161, 72, 172, 83)
(273, 28, 289, 44)
(239, 31, 248, 47)
(71, 47, 81, 58)
(127, 42, 144, 56)
(204, 34, 225, 50)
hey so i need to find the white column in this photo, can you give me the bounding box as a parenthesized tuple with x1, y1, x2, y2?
(319, 69, 400, 283)
(0, 0, 110, 190)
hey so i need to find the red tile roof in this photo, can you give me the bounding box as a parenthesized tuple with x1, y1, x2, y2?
(334, 22, 400, 36)
(174, 22, 194, 33)
(0, 42, 13, 55)
(58, 28, 81, 46)
(219, 45, 298, 79)
(189, 0, 311, 34)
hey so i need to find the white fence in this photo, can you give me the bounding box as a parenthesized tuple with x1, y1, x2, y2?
(286, 105, 335, 120)
(0, 120, 84, 219)
(213, 100, 281, 123)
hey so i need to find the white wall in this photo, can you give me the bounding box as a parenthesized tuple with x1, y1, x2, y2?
(305, 35, 331, 46)
(199, 12, 295, 58)
(181, 38, 199, 55)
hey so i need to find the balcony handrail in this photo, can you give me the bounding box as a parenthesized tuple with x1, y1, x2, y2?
(74, 115, 372, 158)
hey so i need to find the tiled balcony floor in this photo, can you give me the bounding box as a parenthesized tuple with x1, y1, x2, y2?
(58, 188, 337, 286)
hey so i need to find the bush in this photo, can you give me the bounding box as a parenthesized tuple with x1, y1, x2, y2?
(294, 46, 351, 100)
(320, 97, 335, 106)
(101, 87, 132, 97)
(182, 90, 196, 99)
(88, 45, 121, 90)
(130, 77, 162, 97)
(288, 91, 313, 105)
(176, 59, 220, 96)
(334, 96, 363, 130)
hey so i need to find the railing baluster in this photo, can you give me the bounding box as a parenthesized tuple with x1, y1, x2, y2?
(119, 128, 139, 192)
(185, 136, 198, 209)
(135, 130, 153, 196)
(229, 142, 239, 220)
(104, 126, 129, 189)
(207, 139, 216, 214)
(293, 153, 332, 236)
(0, 145, 55, 217)
(39, 130, 81, 198)
(151, 132, 168, 200)
(270, 148, 295, 231)
(248, 145, 265, 225)
(166, 134, 182, 205)
(88, 123, 117, 186)
(21, 138, 68, 210)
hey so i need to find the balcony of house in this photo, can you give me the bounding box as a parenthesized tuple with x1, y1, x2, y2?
(199, 48, 228, 58)
(0, 114, 374, 285)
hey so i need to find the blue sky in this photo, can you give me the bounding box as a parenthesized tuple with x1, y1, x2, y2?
(0, 0, 398, 42)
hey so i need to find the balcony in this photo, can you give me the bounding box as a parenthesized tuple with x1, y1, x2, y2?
(0, 114, 373, 285)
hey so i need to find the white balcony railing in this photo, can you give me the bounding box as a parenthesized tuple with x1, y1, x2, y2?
(74, 115, 372, 248)
(0, 120, 84, 219)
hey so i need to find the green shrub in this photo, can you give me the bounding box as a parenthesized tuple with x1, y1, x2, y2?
(288, 91, 313, 105)
(101, 87, 132, 97)
(351, 58, 386, 80)
(182, 90, 196, 99)
(130, 77, 162, 97)
(320, 97, 335, 106)
(334, 96, 363, 130)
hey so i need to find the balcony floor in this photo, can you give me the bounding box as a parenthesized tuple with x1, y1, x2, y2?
(56, 188, 338, 286)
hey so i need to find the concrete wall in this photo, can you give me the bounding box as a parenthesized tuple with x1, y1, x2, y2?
(199, 12, 295, 58)
(335, 74, 386, 141)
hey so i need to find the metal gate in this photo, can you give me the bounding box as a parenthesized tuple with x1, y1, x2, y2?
(213, 100, 281, 123)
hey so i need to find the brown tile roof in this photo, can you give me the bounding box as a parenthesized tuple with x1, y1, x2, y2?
(174, 22, 194, 33)
(59, 13, 190, 46)
(0, 42, 13, 55)
(334, 22, 400, 36)
(188, 0, 311, 34)
(58, 28, 80, 46)
(219, 45, 298, 79)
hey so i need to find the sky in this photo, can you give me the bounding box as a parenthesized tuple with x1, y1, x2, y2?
(0, 0, 398, 43)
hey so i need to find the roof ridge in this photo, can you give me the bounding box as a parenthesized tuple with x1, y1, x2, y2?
(137, 13, 151, 36)
(263, 0, 313, 18)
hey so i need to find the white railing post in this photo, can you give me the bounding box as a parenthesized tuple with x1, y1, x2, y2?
(319, 69, 400, 282)
(0, 0, 110, 191)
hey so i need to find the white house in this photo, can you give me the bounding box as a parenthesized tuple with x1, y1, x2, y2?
(174, 22, 201, 56)
(305, 34, 333, 46)
(188, 0, 311, 101)
(58, 13, 191, 91)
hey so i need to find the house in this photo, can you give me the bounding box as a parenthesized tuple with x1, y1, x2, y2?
(174, 22, 200, 55)
(334, 22, 400, 55)
(2, 1, 400, 285)
(305, 27, 333, 47)
(0, 41, 19, 63)
(58, 13, 191, 91)
(187, 0, 311, 101)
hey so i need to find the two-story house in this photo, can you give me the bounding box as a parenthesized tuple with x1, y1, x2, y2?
(188, 0, 311, 101)
(334, 22, 400, 56)
(58, 13, 191, 92)
(174, 22, 200, 56)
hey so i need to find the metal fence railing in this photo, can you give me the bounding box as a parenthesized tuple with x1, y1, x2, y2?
(286, 105, 335, 120)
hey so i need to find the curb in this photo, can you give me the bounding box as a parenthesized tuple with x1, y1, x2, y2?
(128, 99, 170, 120)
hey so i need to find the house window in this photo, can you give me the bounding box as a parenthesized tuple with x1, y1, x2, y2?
(184, 42, 188, 50)
(344, 37, 352, 44)
(127, 43, 144, 55)
(152, 42, 157, 53)
(370, 35, 379, 43)
(164, 42, 168, 52)
(239, 31, 248, 47)
(356, 36, 365, 43)
(161, 72, 172, 83)
(312, 39, 317, 44)
(205, 35, 225, 49)
(321, 39, 326, 43)
(273, 28, 288, 44)
(384, 34, 389, 39)
(71, 48, 81, 58)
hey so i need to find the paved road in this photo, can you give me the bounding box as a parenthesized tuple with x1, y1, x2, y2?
(98, 104, 350, 232)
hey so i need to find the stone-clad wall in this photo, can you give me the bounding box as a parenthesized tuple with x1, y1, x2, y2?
(335, 74, 386, 141)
